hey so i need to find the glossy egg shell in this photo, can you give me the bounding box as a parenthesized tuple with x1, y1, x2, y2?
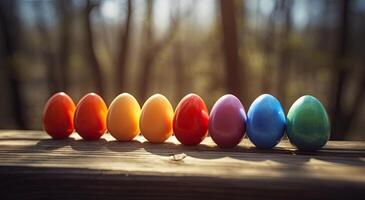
(139, 94, 174, 143)
(209, 94, 246, 148)
(74, 93, 108, 140)
(173, 94, 209, 145)
(42, 92, 76, 139)
(107, 93, 141, 141)
(246, 94, 286, 149)
(287, 95, 330, 151)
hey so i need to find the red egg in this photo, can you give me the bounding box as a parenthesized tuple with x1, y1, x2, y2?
(43, 92, 76, 139)
(173, 94, 209, 145)
(74, 93, 108, 140)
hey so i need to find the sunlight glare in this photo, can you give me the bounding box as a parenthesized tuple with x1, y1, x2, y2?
(101, 0, 119, 19)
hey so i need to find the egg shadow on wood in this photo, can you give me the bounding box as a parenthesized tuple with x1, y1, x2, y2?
(142, 141, 185, 157)
(33, 138, 76, 151)
(180, 144, 300, 161)
(229, 146, 365, 166)
(240, 146, 292, 155)
(314, 156, 365, 167)
(216, 145, 308, 164)
(181, 143, 229, 159)
(297, 145, 365, 157)
(186, 144, 246, 159)
(232, 150, 311, 164)
(142, 141, 228, 159)
(105, 140, 143, 152)
(291, 149, 365, 166)
(70, 138, 108, 152)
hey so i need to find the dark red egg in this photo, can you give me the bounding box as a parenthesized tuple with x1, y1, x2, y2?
(173, 94, 209, 145)
(43, 92, 76, 139)
(74, 93, 108, 140)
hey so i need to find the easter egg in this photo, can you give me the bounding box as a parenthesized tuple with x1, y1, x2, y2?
(140, 94, 174, 143)
(107, 93, 141, 141)
(173, 94, 209, 145)
(74, 93, 108, 140)
(246, 94, 286, 149)
(42, 92, 76, 139)
(209, 94, 246, 148)
(287, 95, 330, 151)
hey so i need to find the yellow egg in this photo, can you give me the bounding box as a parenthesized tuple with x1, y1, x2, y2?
(107, 93, 141, 141)
(140, 94, 174, 143)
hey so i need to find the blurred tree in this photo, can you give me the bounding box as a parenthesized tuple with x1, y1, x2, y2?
(276, 0, 293, 110)
(173, 4, 184, 101)
(83, 0, 104, 96)
(330, 0, 350, 140)
(33, 2, 60, 94)
(115, 0, 133, 93)
(138, 0, 180, 101)
(33, 1, 73, 95)
(138, 0, 153, 102)
(261, 0, 279, 93)
(331, 0, 365, 140)
(219, 0, 246, 102)
(57, 0, 73, 92)
(173, 40, 184, 101)
(0, 0, 27, 129)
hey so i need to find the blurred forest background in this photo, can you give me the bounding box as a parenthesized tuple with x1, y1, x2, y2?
(0, 0, 364, 140)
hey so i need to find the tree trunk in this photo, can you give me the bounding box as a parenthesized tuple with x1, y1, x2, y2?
(57, 0, 73, 92)
(330, 0, 350, 140)
(261, 0, 279, 93)
(138, 0, 179, 102)
(115, 0, 133, 94)
(276, 0, 292, 110)
(84, 0, 104, 96)
(0, 0, 27, 129)
(33, 1, 60, 94)
(344, 70, 365, 132)
(219, 0, 244, 101)
(138, 0, 154, 102)
(174, 41, 184, 101)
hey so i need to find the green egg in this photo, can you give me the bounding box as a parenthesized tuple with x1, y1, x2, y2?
(286, 95, 331, 151)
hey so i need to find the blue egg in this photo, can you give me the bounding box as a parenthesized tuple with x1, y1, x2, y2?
(247, 94, 286, 149)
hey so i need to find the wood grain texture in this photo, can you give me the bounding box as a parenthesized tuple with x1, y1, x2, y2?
(0, 130, 364, 199)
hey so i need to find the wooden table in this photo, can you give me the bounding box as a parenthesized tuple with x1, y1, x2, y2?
(0, 130, 364, 199)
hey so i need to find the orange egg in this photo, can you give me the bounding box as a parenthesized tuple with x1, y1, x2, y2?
(139, 94, 174, 143)
(43, 92, 76, 139)
(74, 93, 108, 140)
(107, 93, 141, 141)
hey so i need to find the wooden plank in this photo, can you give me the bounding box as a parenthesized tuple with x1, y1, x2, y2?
(0, 130, 364, 199)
